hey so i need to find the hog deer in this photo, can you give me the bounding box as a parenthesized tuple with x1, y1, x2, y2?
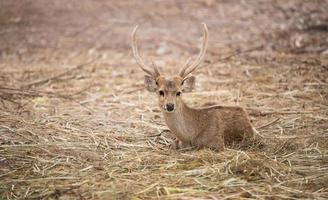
(131, 23, 255, 150)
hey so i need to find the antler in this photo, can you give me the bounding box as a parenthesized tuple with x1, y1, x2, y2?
(179, 23, 209, 78)
(131, 25, 160, 77)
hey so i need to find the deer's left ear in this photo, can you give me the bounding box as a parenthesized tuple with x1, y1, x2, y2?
(182, 76, 195, 92)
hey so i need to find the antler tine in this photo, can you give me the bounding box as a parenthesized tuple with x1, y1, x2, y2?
(179, 57, 192, 77)
(132, 25, 160, 77)
(151, 60, 161, 77)
(179, 23, 209, 78)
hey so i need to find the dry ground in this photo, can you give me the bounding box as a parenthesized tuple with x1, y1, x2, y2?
(0, 1, 328, 199)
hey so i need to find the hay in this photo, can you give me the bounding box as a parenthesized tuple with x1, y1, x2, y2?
(1, 56, 327, 200)
(1, 1, 328, 199)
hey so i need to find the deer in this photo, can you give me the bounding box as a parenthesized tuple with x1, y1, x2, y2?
(131, 23, 255, 151)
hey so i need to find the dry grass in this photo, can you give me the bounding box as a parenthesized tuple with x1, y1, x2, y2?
(1, 52, 327, 199)
(1, 1, 328, 199)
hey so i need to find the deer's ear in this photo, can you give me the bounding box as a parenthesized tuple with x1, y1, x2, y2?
(144, 75, 157, 92)
(182, 76, 195, 92)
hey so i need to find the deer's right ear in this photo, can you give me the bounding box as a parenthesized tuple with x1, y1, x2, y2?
(144, 75, 157, 92)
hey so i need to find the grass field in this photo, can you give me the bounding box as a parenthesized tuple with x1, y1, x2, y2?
(1, 1, 327, 199)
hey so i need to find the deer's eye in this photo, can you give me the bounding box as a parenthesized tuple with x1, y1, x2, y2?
(176, 91, 181, 96)
(159, 90, 164, 96)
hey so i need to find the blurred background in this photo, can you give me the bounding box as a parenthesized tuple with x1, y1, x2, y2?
(0, 1, 327, 199)
(1, 0, 327, 65)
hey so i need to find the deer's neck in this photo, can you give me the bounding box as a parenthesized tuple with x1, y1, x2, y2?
(162, 100, 196, 142)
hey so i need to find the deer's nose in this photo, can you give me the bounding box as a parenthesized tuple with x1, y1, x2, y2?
(166, 103, 175, 112)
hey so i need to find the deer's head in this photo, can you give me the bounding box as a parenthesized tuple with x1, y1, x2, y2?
(131, 23, 208, 113)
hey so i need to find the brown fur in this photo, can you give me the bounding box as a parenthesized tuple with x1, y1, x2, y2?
(147, 75, 255, 151)
(132, 23, 255, 151)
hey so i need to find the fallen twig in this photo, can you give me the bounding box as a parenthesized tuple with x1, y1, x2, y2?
(22, 58, 98, 89)
(256, 118, 280, 129)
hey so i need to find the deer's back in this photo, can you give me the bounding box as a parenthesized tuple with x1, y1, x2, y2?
(198, 105, 254, 144)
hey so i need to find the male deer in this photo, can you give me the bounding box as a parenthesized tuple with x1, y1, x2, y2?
(131, 23, 255, 150)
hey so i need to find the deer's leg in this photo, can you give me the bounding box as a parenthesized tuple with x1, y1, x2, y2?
(171, 139, 193, 150)
(180, 141, 193, 149)
(170, 138, 181, 150)
(207, 134, 225, 151)
(209, 141, 225, 151)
